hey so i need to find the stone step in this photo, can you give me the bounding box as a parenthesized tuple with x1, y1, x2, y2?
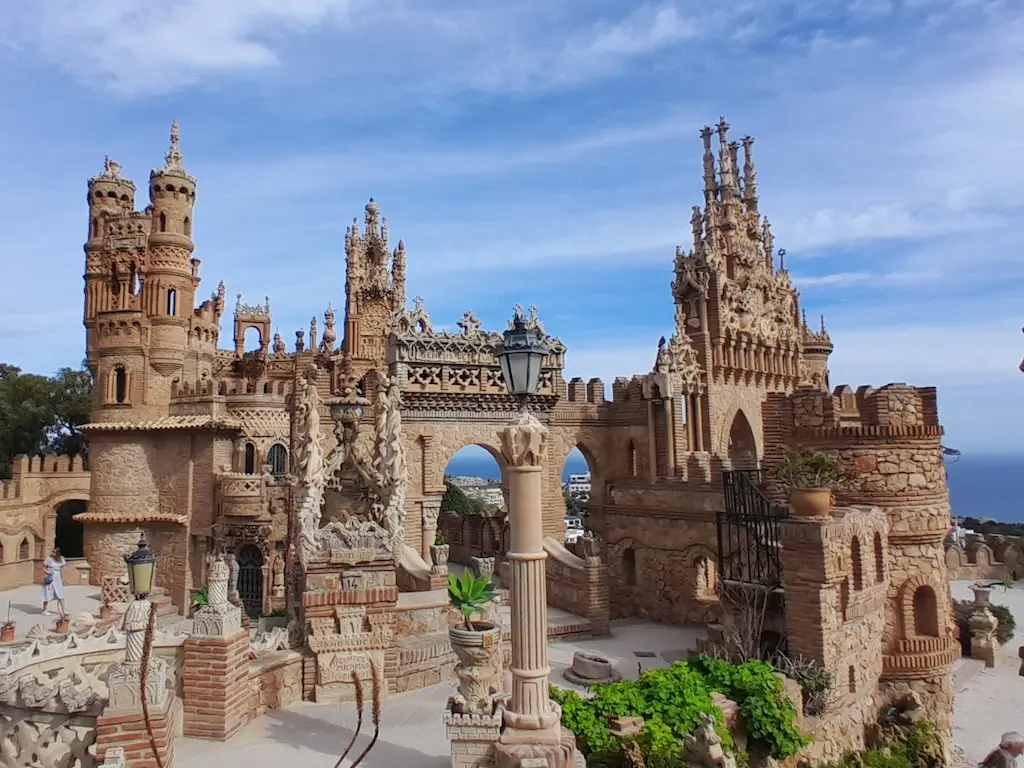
(395, 630, 454, 667)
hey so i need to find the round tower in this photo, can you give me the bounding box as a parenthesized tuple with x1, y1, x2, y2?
(801, 311, 833, 392)
(84, 158, 137, 365)
(144, 120, 197, 394)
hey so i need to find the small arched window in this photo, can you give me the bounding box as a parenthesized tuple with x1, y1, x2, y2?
(114, 366, 128, 404)
(851, 536, 863, 591)
(92, 218, 99, 238)
(874, 532, 885, 583)
(159, 212, 167, 232)
(628, 440, 638, 477)
(19, 538, 29, 560)
(167, 288, 177, 316)
(267, 444, 288, 479)
(848, 666, 857, 693)
(243, 442, 257, 474)
(183, 217, 191, 237)
(623, 548, 637, 586)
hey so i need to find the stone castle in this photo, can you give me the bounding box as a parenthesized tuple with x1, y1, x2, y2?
(0, 118, 977, 761)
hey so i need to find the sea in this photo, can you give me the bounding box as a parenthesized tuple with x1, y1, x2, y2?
(444, 451, 1024, 525)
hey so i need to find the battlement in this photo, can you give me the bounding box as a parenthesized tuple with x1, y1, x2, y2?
(785, 383, 941, 437)
(611, 376, 646, 403)
(564, 377, 606, 404)
(10, 454, 88, 478)
(95, 310, 149, 343)
(171, 378, 218, 398)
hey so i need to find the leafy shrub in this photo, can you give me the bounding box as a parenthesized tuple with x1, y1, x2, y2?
(447, 571, 496, 630)
(688, 654, 810, 759)
(989, 603, 1016, 644)
(816, 719, 941, 768)
(552, 656, 807, 765)
(772, 451, 850, 489)
(776, 657, 834, 716)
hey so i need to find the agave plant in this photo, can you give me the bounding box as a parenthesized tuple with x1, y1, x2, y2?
(448, 571, 497, 631)
(189, 585, 209, 615)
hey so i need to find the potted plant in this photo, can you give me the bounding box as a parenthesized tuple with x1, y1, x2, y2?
(55, 615, 70, 633)
(430, 533, 450, 568)
(447, 571, 500, 714)
(189, 584, 209, 617)
(773, 451, 849, 518)
(0, 621, 14, 643)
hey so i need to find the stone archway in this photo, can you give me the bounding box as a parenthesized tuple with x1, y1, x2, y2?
(54, 499, 87, 558)
(727, 409, 759, 470)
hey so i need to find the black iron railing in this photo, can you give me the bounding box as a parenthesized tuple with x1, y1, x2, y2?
(717, 470, 785, 586)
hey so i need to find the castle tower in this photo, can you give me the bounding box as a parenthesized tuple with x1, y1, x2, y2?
(341, 198, 406, 382)
(84, 156, 139, 367)
(801, 312, 833, 391)
(143, 121, 197, 393)
(670, 119, 807, 468)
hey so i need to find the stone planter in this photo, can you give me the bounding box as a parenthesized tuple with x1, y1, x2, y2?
(471, 556, 496, 582)
(448, 622, 501, 714)
(971, 585, 993, 607)
(430, 544, 450, 567)
(790, 488, 834, 518)
(563, 650, 621, 686)
(0, 624, 14, 643)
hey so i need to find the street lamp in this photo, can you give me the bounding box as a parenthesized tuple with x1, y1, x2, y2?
(495, 308, 549, 405)
(124, 534, 158, 600)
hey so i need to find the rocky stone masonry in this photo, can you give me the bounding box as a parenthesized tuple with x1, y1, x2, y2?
(763, 383, 958, 755)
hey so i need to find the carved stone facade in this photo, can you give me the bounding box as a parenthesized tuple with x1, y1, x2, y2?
(0, 117, 961, 764)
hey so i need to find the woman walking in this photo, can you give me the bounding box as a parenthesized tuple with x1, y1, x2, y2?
(41, 548, 67, 617)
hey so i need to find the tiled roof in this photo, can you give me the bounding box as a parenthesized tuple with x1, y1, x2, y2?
(79, 415, 243, 432)
(73, 510, 187, 525)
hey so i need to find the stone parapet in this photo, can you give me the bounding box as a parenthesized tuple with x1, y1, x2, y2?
(542, 538, 610, 634)
(444, 697, 503, 768)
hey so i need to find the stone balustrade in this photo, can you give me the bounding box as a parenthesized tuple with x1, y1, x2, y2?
(217, 471, 266, 518)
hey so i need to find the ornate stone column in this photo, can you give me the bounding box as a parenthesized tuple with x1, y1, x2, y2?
(421, 498, 442, 561)
(94, 597, 176, 766)
(494, 411, 582, 767)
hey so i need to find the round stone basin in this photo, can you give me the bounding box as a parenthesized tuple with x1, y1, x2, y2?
(563, 650, 622, 686)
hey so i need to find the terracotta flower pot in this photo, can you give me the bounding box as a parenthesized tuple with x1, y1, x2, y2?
(448, 622, 501, 714)
(0, 624, 15, 643)
(790, 488, 834, 518)
(55, 617, 70, 634)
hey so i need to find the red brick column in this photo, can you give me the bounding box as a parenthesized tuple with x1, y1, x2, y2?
(182, 629, 252, 739)
(95, 707, 175, 768)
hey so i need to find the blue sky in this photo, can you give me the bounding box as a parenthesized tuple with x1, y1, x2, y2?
(0, 0, 1021, 455)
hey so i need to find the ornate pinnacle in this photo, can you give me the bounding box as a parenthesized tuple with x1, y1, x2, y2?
(165, 120, 184, 170)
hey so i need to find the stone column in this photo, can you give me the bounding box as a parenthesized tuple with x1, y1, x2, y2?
(94, 598, 176, 767)
(421, 498, 442, 561)
(183, 555, 251, 740)
(494, 411, 582, 767)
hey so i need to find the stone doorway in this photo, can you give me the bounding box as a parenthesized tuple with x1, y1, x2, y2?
(236, 544, 264, 619)
(54, 500, 86, 558)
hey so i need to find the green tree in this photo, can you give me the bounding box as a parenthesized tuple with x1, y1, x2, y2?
(563, 487, 589, 518)
(0, 363, 93, 478)
(441, 479, 477, 516)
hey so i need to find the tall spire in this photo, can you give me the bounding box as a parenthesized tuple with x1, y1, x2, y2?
(700, 126, 716, 201)
(716, 118, 737, 199)
(164, 120, 184, 171)
(741, 136, 758, 212)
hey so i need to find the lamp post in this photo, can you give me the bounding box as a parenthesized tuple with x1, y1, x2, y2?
(493, 306, 568, 757)
(124, 533, 158, 600)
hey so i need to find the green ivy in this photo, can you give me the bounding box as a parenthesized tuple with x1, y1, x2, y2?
(989, 603, 1016, 645)
(551, 656, 808, 765)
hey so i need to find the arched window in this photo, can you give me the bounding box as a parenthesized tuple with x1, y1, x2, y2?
(694, 555, 717, 599)
(19, 538, 29, 561)
(848, 666, 857, 693)
(92, 218, 99, 238)
(851, 536, 863, 591)
(243, 442, 257, 474)
(183, 217, 191, 237)
(114, 366, 128, 404)
(159, 212, 167, 232)
(912, 585, 940, 637)
(839, 578, 850, 621)
(267, 444, 288, 479)
(167, 288, 177, 316)
(623, 548, 637, 586)
(874, 532, 885, 583)
(628, 441, 638, 477)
